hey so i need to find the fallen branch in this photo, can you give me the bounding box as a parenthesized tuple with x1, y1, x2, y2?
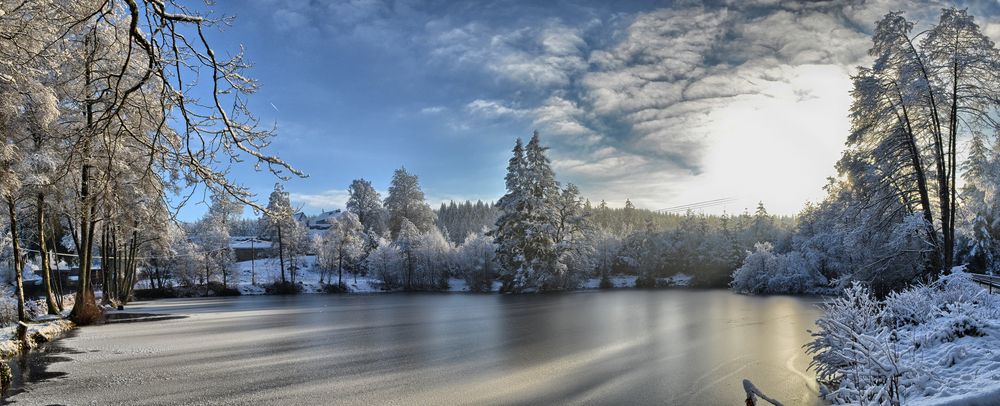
(743, 379, 784, 406)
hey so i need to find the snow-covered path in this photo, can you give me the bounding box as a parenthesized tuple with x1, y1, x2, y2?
(8, 291, 826, 405)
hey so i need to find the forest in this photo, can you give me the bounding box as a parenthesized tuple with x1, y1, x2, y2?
(148, 141, 794, 297)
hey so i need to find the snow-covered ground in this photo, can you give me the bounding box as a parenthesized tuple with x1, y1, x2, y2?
(0, 316, 74, 358)
(234, 256, 506, 294)
(0, 293, 76, 358)
(234, 257, 697, 294)
(235, 256, 390, 295)
(809, 270, 1000, 405)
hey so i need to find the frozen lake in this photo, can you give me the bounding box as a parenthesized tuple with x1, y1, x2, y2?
(8, 290, 826, 405)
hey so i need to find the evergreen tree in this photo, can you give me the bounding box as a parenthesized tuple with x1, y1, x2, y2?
(751, 201, 774, 243)
(435, 199, 498, 245)
(961, 134, 1000, 273)
(493, 132, 565, 292)
(493, 138, 528, 292)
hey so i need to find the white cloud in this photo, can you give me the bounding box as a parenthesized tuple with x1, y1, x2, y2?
(289, 189, 350, 212)
(465, 99, 529, 118)
(427, 20, 589, 88)
(419, 106, 447, 114)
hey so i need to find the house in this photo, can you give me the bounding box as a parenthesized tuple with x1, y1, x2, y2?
(230, 237, 272, 262)
(295, 209, 343, 231)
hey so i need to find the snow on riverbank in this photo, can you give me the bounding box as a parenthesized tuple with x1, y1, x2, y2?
(234, 257, 699, 295)
(0, 292, 77, 358)
(235, 256, 388, 295)
(808, 270, 1000, 405)
(0, 318, 75, 358)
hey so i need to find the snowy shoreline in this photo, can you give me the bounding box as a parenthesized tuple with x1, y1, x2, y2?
(808, 271, 1000, 405)
(224, 256, 696, 296)
(0, 317, 75, 359)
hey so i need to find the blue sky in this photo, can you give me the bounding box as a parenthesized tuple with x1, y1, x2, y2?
(177, 0, 1000, 221)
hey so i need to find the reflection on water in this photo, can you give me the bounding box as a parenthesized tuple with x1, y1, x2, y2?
(9, 290, 827, 405)
(4, 331, 78, 399)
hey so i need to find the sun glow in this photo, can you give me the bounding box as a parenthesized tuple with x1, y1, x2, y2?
(689, 64, 853, 214)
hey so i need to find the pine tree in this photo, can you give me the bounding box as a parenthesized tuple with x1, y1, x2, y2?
(493, 138, 528, 292)
(493, 132, 565, 292)
(961, 133, 1000, 273)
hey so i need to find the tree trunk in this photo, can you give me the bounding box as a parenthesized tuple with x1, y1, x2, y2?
(895, 96, 941, 273)
(277, 226, 286, 283)
(250, 239, 256, 286)
(70, 33, 102, 324)
(205, 260, 211, 296)
(8, 201, 27, 341)
(905, 38, 949, 275)
(48, 219, 64, 311)
(36, 194, 58, 314)
(945, 58, 959, 273)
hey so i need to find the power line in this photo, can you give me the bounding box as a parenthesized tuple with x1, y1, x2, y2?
(17, 246, 232, 261)
(656, 197, 738, 213)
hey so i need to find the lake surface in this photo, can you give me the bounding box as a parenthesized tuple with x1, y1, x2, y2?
(7, 290, 826, 405)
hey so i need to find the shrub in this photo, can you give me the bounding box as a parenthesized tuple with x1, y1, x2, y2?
(635, 275, 656, 288)
(265, 281, 301, 295)
(731, 242, 829, 294)
(132, 287, 181, 300)
(322, 282, 350, 294)
(808, 271, 1000, 405)
(205, 282, 241, 297)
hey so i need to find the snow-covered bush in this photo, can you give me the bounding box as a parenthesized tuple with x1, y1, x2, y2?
(410, 228, 453, 290)
(806, 282, 910, 405)
(730, 242, 828, 294)
(882, 284, 937, 327)
(367, 240, 402, 290)
(808, 272, 1000, 405)
(454, 232, 498, 292)
(0, 288, 75, 326)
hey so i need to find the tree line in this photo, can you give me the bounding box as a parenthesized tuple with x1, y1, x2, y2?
(169, 131, 791, 295)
